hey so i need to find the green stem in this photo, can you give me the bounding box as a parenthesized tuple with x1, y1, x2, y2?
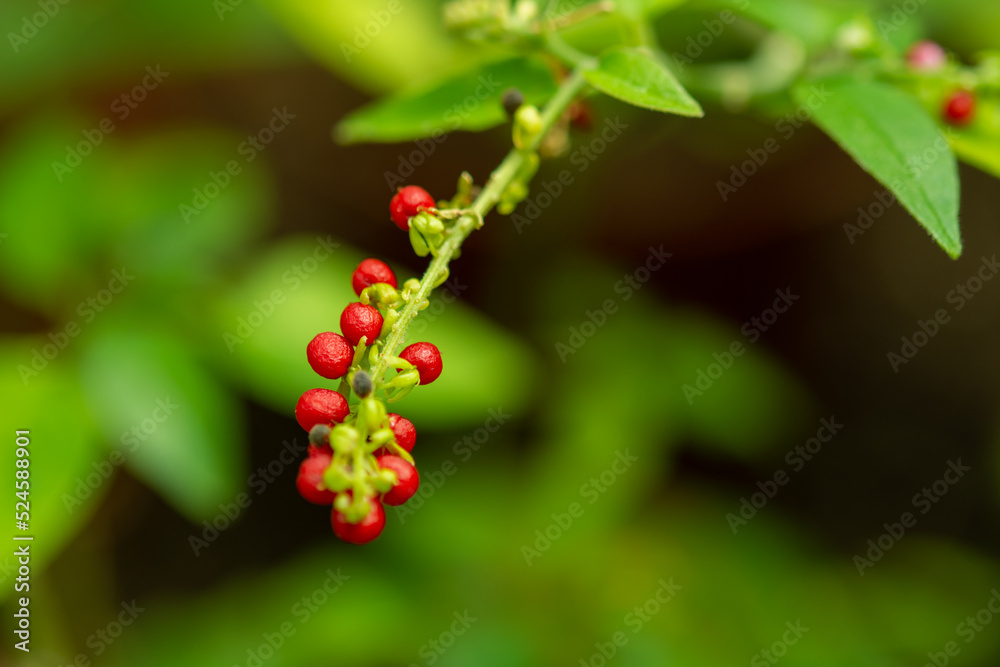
(370, 66, 592, 385)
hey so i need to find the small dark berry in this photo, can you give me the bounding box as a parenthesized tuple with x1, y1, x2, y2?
(296, 452, 336, 504)
(306, 331, 354, 379)
(352, 370, 373, 398)
(309, 423, 332, 446)
(943, 90, 975, 126)
(376, 454, 420, 506)
(332, 498, 386, 544)
(389, 186, 435, 231)
(399, 342, 443, 385)
(295, 388, 349, 432)
(352, 258, 398, 296)
(501, 88, 525, 118)
(340, 302, 384, 346)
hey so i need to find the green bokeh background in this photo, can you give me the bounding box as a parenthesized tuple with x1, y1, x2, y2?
(2, 0, 1000, 665)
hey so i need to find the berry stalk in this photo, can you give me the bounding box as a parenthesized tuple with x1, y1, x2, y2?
(370, 66, 592, 385)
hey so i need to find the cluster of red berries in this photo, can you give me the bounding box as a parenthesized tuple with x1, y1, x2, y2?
(905, 40, 976, 127)
(293, 254, 443, 544)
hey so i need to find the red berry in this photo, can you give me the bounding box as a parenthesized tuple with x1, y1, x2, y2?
(399, 342, 443, 385)
(389, 186, 435, 231)
(332, 498, 385, 544)
(906, 40, 946, 70)
(943, 90, 975, 126)
(388, 413, 416, 452)
(295, 388, 349, 432)
(352, 258, 398, 296)
(307, 442, 333, 458)
(376, 454, 420, 506)
(306, 332, 354, 379)
(340, 302, 384, 346)
(296, 452, 336, 504)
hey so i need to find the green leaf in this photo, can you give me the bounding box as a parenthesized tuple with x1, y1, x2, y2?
(78, 324, 246, 521)
(211, 236, 538, 430)
(584, 47, 703, 117)
(258, 0, 463, 95)
(797, 78, 962, 258)
(950, 131, 1000, 181)
(335, 57, 559, 144)
(0, 338, 105, 598)
(734, 0, 857, 51)
(0, 116, 271, 313)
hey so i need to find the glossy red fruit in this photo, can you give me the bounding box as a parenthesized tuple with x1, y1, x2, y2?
(906, 40, 946, 70)
(296, 452, 336, 504)
(340, 303, 384, 346)
(376, 454, 420, 506)
(295, 388, 349, 432)
(399, 342, 442, 385)
(389, 186, 435, 231)
(332, 498, 386, 544)
(943, 90, 975, 126)
(306, 332, 354, 379)
(352, 258, 398, 296)
(388, 413, 416, 452)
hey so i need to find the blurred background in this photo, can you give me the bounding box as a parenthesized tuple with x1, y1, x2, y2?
(3, 0, 1000, 665)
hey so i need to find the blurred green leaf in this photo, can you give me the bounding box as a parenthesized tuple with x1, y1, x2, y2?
(78, 324, 245, 521)
(0, 0, 293, 114)
(585, 47, 704, 117)
(950, 130, 1000, 180)
(0, 114, 110, 311)
(522, 257, 809, 546)
(734, 0, 856, 51)
(211, 236, 537, 429)
(798, 77, 962, 258)
(335, 57, 559, 144)
(259, 0, 464, 94)
(0, 338, 105, 598)
(0, 116, 271, 312)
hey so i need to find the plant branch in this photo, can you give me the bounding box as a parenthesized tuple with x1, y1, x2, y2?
(370, 67, 592, 386)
